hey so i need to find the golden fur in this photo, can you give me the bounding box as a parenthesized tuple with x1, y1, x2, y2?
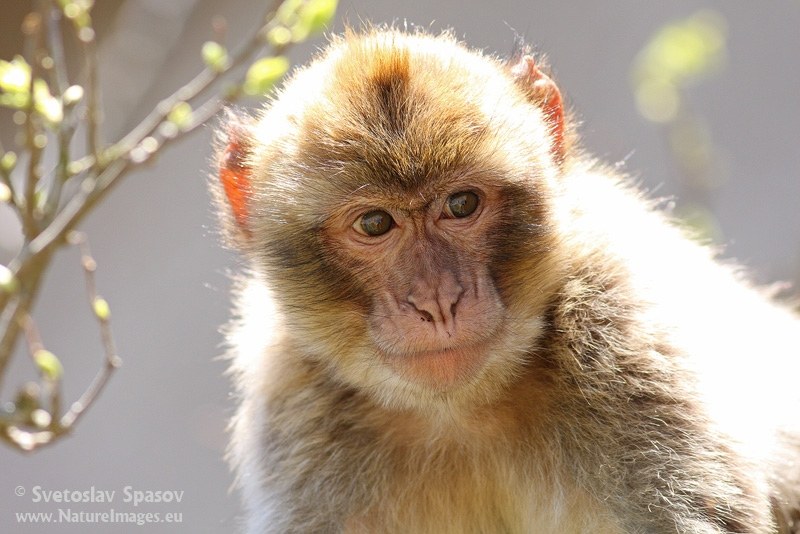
(215, 29, 800, 533)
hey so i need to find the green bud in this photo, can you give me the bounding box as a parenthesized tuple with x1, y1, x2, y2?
(267, 26, 293, 48)
(167, 102, 192, 130)
(61, 0, 93, 28)
(34, 350, 63, 381)
(33, 133, 48, 149)
(33, 79, 63, 125)
(1, 151, 18, 172)
(296, 0, 337, 37)
(31, 408, 52, 428)
(276, 0, 338, 43)
(0, 92, 29, 109)
(276, 0, 303, 27)
(202, 41, 229, 72)
(243, 56, 289, 96)
(63, 84, 85, 106)
(0, 56, 31, 94)
(93, 297, 111, 321)
(0, 264, 19, 293)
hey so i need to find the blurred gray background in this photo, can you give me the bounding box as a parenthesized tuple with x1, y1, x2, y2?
(1, 0, 798, 532)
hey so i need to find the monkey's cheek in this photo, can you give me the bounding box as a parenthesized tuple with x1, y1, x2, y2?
(380, 343, 492, 391)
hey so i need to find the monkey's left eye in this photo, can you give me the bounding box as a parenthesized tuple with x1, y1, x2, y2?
(355, 210, 394, 237)
(444, 191, 479, 218)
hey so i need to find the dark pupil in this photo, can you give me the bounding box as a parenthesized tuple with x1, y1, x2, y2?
(448, 191, 478, 217)
(360, 210, 392, 236)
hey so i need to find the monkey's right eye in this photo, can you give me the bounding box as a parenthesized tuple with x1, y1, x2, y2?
(355, 210, 394, 237)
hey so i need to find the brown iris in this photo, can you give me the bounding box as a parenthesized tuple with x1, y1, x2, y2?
(357, 210, 393, 236)
(445, 191, 479, 218)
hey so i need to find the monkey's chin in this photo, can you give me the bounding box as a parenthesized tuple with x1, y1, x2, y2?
(380, 342, 492, 391)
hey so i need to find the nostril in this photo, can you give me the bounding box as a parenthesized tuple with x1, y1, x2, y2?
(450, 302, 457, 319)
(407, 294, 434, 323)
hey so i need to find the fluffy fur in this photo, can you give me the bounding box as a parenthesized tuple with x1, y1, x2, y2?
(215, 29, 800, 533)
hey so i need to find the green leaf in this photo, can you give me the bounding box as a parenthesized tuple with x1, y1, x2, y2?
(631, 10, 727, 124)
(276, 0, 338, 43)
(633, 10, 727, 87)
(276, 0, 303, 27)
(243, 56, 289, 96)
(34, 350, 64, 381)
(201, 41, 229, 72)
(297, 0, 337, 36)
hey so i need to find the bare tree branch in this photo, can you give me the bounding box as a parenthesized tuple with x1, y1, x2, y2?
(0, 0, 336, 452)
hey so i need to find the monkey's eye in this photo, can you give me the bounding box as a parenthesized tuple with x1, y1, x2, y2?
(444, 191, 479, 218)
(355, 210, 394, 236)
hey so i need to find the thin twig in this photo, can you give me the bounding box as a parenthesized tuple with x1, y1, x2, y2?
(24, 159, 126, 261)
(1, 0, 326, 452)
(21, 10, 46, 238)
(0, 140, 18, 201)
(0, 254, 49, 388)
(20, 0, 286, 264)
(0, 234, 120, 451)
(20, 313, 60, 421)
(4, 0, 290, 374)
(21, 313, 44, 355)
(109, 0, 282, 160)
(43, 4, 77, 221)
(81, 26, 100, 163)
(45, 6, 68, 92)
(59, 231, 120, 429)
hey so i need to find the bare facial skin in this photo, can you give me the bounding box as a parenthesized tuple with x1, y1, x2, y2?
(214, 29, 800, 534)
(325, 183, 507, 389)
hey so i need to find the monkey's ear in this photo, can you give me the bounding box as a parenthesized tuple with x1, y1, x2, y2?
(216, 116, 254, 241)
(510, 56, 565, 164)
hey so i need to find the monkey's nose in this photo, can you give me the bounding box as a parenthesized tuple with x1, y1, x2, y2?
(407, 294, 440, 323)
(406, 276, 464, 334)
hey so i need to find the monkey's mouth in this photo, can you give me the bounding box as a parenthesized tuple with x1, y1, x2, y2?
(379, 340, 493, 389)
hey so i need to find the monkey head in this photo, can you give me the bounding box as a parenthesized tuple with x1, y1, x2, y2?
(215, 30, 568, 411)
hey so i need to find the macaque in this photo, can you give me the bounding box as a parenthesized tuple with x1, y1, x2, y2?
(213, 29, 800, 533)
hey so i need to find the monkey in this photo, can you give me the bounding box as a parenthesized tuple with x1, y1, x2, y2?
(212, 28, 800, 533)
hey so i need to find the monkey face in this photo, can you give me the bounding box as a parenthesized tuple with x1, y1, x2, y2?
(321, 182, 508, 391)
(308, 175, 556, 409)
(219, 31, 564, 409)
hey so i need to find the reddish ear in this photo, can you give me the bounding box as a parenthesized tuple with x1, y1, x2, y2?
(218, 122, 253, 237)
(511, 56, 565, 163)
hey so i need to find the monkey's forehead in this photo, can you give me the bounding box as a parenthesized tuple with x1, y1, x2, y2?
(248, 30, 553, 195)
(278, 30, 511, 115)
